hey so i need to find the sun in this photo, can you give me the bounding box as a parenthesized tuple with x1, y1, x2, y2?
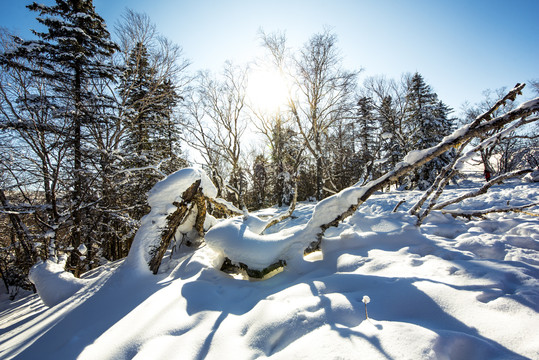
(247, 66, 290, 113)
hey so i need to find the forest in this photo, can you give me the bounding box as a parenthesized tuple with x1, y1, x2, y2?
(1, 1, 538, 296)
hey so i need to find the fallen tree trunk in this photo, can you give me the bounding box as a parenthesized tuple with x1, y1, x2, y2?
(432, 168, 533, 211)
(408, 140, 469, 217)
(308, 85, 539, 249)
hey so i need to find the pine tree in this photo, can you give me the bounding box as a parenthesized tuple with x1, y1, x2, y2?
(1, 0, 118, 276)
(120, 42, 154, 159)
(270, 117, 301, 206)
(119, 42, 186, 219)
(355, 97, 379, 183)
(403, 73, 454, 189)
(377, 95, 405, 174)
(153, 79, 188, 175)
(327, 117, 357, 190)
(251, 155, 268, 210)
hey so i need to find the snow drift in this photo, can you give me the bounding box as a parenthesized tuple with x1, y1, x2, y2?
(1, 169, 538, 359)
(28, 258, 88, 307)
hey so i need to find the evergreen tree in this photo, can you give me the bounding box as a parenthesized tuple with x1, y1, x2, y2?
(355, 97, 379, 183)
(119, 42, 185, 219)
(270, 117, 301, 206)
(377, 95, 405, 174)
(403, 73, 454, 189)
(327, 117, 357, 190)
(153, 79, 188, 175)
(1, 0, 118, 276)
(120, 42, 154, 159)
(250, 154, 268, 210)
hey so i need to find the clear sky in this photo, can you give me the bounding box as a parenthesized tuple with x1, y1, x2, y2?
(1, 0, 538, 113)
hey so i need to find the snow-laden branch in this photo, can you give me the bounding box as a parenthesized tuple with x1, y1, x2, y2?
(118, 157, 171, 178)
(441, 202, 539, 219)
(432, 168, 533, 211)
(303, 88, 539, 250)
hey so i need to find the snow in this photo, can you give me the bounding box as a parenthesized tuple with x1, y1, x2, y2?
(77, 244, 88, 255)
(28, 258, 88, 307)
(1, 170, 538, 359)
(205, 217, 295, 269)
(403, 148, 435, 164)
(516, 97, 539, 110)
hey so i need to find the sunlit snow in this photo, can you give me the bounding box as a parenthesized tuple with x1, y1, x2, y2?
(1, 168, 538, 359)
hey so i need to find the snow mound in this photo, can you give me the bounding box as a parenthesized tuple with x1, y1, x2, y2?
(205, 217, 295, 269)
(28, 260, 88, 307)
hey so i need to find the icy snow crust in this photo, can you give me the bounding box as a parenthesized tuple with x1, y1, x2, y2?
(1, 171, 538, 359)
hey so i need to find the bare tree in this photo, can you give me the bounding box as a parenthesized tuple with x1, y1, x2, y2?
(0, 28, 72, 264)
(262, 29, 359, 200)
(183, 62, 249, 208)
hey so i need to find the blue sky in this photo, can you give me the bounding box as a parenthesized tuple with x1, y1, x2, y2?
(1, 0, 538, 112)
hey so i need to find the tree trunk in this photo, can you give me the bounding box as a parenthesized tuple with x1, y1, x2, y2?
(71, 62, 83, 277)
(148, 180, 201, 274)
(0, 189, 34, 267)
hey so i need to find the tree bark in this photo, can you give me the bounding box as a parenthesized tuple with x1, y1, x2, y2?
(148, 180, 201, 274)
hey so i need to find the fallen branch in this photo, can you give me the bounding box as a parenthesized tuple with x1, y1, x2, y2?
(442, 202, 538, 219)
(432, 169, 533, 211)
(206, 197, 243, 217)
(409, 140, 469, 217)
(392, 199, 407, 213)
(263, 181, 298, 232)
(469, 83, 525, 128)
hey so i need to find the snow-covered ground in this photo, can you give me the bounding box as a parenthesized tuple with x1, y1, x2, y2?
(1, 172, 538, 359)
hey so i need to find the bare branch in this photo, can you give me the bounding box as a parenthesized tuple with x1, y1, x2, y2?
(306, 86, 539, 250)
(432, 168, 533, 211)
(442, 202, 538, 220)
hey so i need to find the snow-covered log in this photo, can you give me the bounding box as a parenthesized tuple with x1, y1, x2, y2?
(304, 87, 539, 250)
(148, 180, 202, 274)
(441, 202, 539, 219)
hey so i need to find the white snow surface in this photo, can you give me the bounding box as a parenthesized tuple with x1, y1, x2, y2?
(27, 259, 88, 307)
(1, 170, 538, 359)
